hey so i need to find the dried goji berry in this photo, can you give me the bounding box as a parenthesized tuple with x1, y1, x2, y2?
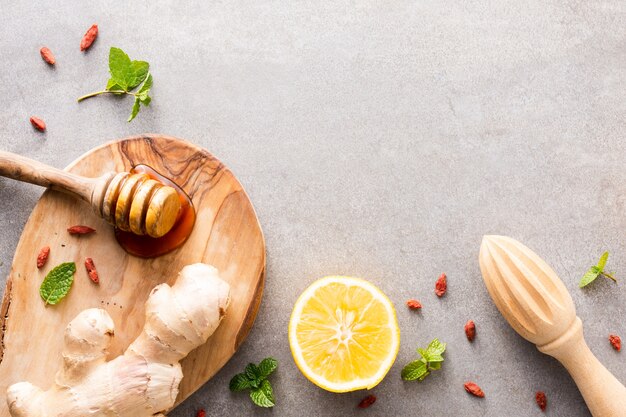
(465, 320, 476, 342)
(67, 225, 96, 235)
(196, 410, 206, 417)
(80, 24, 98, 51)
(85, 257, 99, 284)
(36, 246, 50, 269)
(609, 334, 621, 351)
(464, 381, 485, 398)
(357, 394, 376, 409)
(406, 299, 422, 310)
(40, 47, 55, 65)
(435, 273, 447, 297)
(30, 116, 46, 132)
(536, 391, 547, 411)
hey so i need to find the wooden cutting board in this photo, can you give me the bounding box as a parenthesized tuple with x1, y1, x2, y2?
(0, 134, 266, 416)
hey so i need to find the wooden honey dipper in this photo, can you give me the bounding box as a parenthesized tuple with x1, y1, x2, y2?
(480, 235, 626, 417)
(0, 150, 181, 238)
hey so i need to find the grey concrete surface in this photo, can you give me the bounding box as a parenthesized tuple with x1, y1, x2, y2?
(1, 1, 625, 416)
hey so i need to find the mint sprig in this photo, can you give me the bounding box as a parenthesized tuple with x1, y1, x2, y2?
(39, 262, 76, 305)
(78, 47, 153, 122)
(229, 358, 277, 407)
(579, 251, 617, 288)
(401, 338, 446, 381)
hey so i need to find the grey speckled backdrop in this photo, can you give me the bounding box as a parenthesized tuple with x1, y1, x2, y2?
(1, 1, 625, 416)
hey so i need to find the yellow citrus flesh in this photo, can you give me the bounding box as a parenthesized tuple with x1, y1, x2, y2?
(289, 276, 400, 392)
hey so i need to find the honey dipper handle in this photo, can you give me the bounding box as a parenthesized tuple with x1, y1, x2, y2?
(0, 150, 109, 204)
(539, 318, 626, 417)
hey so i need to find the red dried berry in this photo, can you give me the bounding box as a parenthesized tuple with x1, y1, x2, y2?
(85, 258, 99, 284)
(406, 299, 422, 310)
(465, 320, 476, 342)
(40, 47, 56, 65)
(30, 116, 46, 132)
(357, 394, 376, 409)
(609, 334, 621, 351)
(196, 410, 206, 417)
(67, 225, 96, 235)
(435, 273, 447, 297)
(80, 24, 98, 51)
(464, 381, 485, 398)
(536, 391, 547, 411)
(36, 246, 50, 269)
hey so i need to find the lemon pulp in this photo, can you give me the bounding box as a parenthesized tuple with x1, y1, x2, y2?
(288, 276, 400, 392)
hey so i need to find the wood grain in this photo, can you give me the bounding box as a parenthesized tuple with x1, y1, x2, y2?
(0, 135, 266, 416)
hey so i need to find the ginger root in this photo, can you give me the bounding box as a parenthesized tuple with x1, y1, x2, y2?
(7, 263, 230, 417)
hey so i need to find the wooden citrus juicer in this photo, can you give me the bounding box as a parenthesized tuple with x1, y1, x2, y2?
(480, 235, 626, 417)
(0, 150, 181, 238)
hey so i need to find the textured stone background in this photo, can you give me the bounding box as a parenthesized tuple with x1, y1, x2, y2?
(0, 1, 625, 416)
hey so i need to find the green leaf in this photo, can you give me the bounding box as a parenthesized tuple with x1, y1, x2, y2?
(245, 363, 260, 382)
(249, 380, 275, 407)
(403, 338, 446, 382)
(597, 252, 609, 271)
(128, 97, 141, 122)
(426, 353, 444, 363)
(80, 47, 153, 122)
(579, 266, 601, 288)
(401, 359, 428, 381)
(257, 357, 278, 380)
(108, 48, 150, 93)
(129, 61, 149, 89)
(39, 262, 76, 305)
(230, 358, 278, 405)
(229, 373, 252, 392)
(425, 338, 446, 357)
(126, 73, 153, 122)
(138, 73, 153, 94)
(108, 47, 132, 91)
(106, 78, 125, 92)
(429, 362, 442, 370)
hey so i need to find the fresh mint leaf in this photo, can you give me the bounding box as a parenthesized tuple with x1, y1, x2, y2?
(401, 359, 428, 381)
(230, 358, 278, 408)
(249, 380, 275, 408)
(597, 251, 609, 271)
(402, 338, 446, 382)
(106, 78, 124, 92)
(138, 73, 153, 93)
(229, 373, 252, 392)
(128, 98, 141, 122)
(579, 266, 600, 288)
(129, 61, 149, 89)
(580, 252, 617, 288)
(429, 362, 442, 370)
(426, 353, 444, 363)
(417, 348, 428, 359)
(425, 338, 446, 357)
(79, 47, 153, 122)
(257, 357, 278, 379)
(245, 363, 260, 381)
(127, 73, 152, 122)
(108, 47, 132, 90)
(39, 262, 76, 305)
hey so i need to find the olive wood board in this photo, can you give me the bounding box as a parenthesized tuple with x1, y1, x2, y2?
(0, 134, 266, 416)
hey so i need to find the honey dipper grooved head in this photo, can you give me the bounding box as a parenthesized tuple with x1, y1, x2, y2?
(145, 186, 180, 238)
(101, 172, 182, 238)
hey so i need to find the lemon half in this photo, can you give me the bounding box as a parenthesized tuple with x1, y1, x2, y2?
(288, 276, 400, 392)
